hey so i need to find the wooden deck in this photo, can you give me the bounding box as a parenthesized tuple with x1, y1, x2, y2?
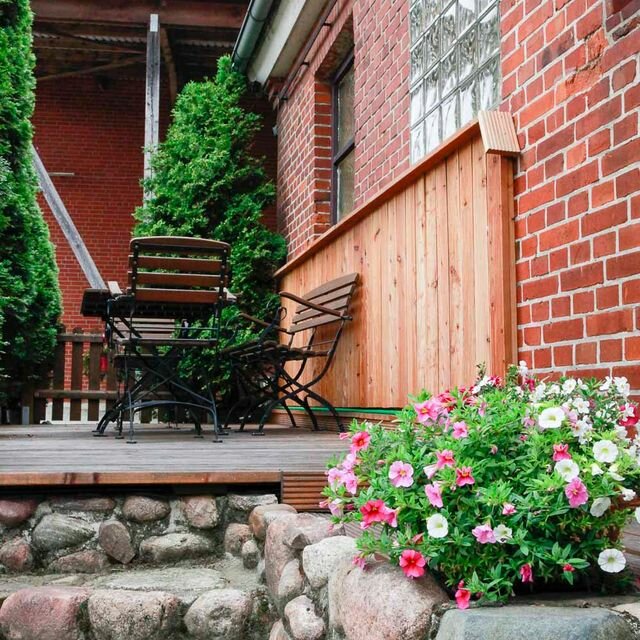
(0, 423, 347, 488)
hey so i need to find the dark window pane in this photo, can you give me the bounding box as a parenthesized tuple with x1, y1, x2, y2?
(336, 149, 355, 220)
(337, 65, 355, 149)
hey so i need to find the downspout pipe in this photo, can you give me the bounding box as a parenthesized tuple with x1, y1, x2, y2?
(232, 0, 274, 73)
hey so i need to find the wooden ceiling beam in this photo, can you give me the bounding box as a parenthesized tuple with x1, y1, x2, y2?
(31, 1, 246, 30)
(36, 56, 145, 82)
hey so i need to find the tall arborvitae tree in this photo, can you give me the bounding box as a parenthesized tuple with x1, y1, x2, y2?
(135, 55, 286, 400)
(0, 0, 62, 408)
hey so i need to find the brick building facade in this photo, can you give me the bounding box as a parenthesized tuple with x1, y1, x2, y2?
(248, 0, 639, 391)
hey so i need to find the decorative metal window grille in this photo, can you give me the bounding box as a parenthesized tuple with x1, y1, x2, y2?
(409, 0, 501, 161)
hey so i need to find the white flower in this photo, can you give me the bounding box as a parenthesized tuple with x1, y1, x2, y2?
(593, 440, 619, 464)
(562, 379, 577, 395)
(493, 524, 513, 543)
(608, 464, 625, 482)
(590, 463, 604, 476)
(600, 377, 613, 392)
(598, 548, 626, 573)
(515, 386, 524, 398)
(539, 407, 565, 430)
(614, 377, 630, 398)
(635, 507, 640, 524)
(426, 513, 448, 539)
(555, 459, 580, 482)
(549, 384, 561, 395)
(570, 419, 593, 443)
(518, 360, 529, 376)
(615, 425, 631, 442)
(577, 379, 588, 391)
(621, 488, 636, 502)
(532, 383, 547, 402)
(590, 497, 612, 517)
(572, 398, 590, 414)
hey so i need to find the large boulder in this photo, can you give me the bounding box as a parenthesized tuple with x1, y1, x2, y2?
(88, 589, 180, 640)
(227, 494, 278, 522)
(0, 587, 91, 640)
(270, 620, 292, 640)
(122, 496, 170, 523)
(49, 550, 110, 574)
(31, 514, 95, 552)
(181, 496, 220, 529)
(302, 535, 357, 589)
(0, 499, 38, 527)
(224, 523, 253, 555)
(435, 606, 635, 639)
(283, 513, 340, 550)
(98, 520, 136, 564)
(51, 496, 116, 513)
(242, 539, 261, 569)
(249, 504, 297, 541)
(284, 595, 325, 640)
(276, 559, 305, 613)
(264, 514, 298, 597)
(329, 559, 448, 640)
(0, 538, 34, 573)
(139, 532, 215, 563)
(184, 588, 252, 640)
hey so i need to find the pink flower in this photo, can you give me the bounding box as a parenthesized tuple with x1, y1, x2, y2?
(339, 432, 351, 440)
(389, 461, 414, 488)
(352, 554, 367, 569)
(472, 524, 496, 544)
(489, 444, 498, 455)
(411, 532, 425, 544)
(478, 402, 487, 417)
(360, 499, 387, 528)
(328, 499, 344, 517)
(351, 430, 371, 453)
(436, 450, 456, 469)
(414, 398, 443, 424)
(399, 549, 426, 579)
(327, 467, 344, 489)
(341, 452, 358, 471)
(437, 391, 455, 407)
(342, 471, 358, 495)
(563, 563, 575, 572)
(520, 563, 533, 583)
(382, 505, 399, 528)
(425, 482, 443, 508)
(452, 421, 469, 439)
(455, 581, 471, 609)
(423, 463, 438, 479)
(502, 503, 516, 515)
(553, 443, 571, 462)
(455, 466, 475, 487)
(565, 477, 588, 508)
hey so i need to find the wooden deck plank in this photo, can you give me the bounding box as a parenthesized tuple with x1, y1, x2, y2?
(0, 424, 346, 486)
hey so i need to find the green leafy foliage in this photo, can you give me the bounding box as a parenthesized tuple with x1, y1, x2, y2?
(0, 0, 62, 407)
(324, 368, 640, 605)
(134, 55, 286, 401)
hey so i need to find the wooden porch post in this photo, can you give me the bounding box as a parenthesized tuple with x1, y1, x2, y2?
(144, 13, 161, 200)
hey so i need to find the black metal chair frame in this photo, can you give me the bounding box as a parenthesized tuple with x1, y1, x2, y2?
(94, 236, 231, 443)
(224, 273, 359, 434)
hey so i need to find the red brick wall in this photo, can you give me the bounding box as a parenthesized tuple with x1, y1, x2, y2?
(275, 0, 410, 258)
(503, 0, 640, 389)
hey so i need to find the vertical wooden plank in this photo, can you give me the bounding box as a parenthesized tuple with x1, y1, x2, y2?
(435, 162, 451, 391)
(423, 168, 439, 393)
(447, 152, 463, 387)
(503, 156, 518, 367)
(87, 342, 102, 421)
(403, 180, 419, 397)
(472, 137, 491, 370)
(51, 333, 66, 421)
(69, 332, 84, 421)
(368, 205, 383, 406)
(458, 142, 475, 383)
(394, 191, 409, 403)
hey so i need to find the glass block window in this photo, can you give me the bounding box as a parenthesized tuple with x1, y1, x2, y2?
(409, 0, 501, 161)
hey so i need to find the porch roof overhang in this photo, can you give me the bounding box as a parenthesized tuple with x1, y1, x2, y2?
(232, 0, 331, 85)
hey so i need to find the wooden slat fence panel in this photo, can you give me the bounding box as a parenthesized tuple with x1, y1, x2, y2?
(278, 131, 516, 410)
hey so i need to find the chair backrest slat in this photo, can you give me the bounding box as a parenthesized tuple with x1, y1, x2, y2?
(131, 255, 223, 274)
(288, 273, 359, 334)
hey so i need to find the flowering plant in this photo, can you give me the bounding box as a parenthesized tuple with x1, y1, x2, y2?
(322, 364, 640, 606)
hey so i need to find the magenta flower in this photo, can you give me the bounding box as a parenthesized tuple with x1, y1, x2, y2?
(389, 461, 414, 488)
(360, 499, 387, 528)
(520, 563, 534, 583)
(565, 477, 588, 508)
(423, 463, 438, 479)
(552, 443, 571, 462)
(351, 430, 371, 453)
(352, 554, 367, 569)
(455, 466, 475, 487)
(502, 503, 516, 515)
(452, 421, 469, 439)
(414, 398, 443, 424)
(425, 482, 443, 508)
(399, 549, 426, 579)
(455, 581, 471, 609)
(472, 524, 496, 544)
(478, 402, 487, 417)
(383, 505, 399, 528)
(436, 450, 456, 469)
(563, 563, 575, 573)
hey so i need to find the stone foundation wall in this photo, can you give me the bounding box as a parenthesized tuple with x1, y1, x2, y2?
(1, 494, 640, 639)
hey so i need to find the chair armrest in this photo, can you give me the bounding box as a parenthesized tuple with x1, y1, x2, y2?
(278, 291, 345, 318)
(239, 312, 289, 333)
(107, 281, 123, 296)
